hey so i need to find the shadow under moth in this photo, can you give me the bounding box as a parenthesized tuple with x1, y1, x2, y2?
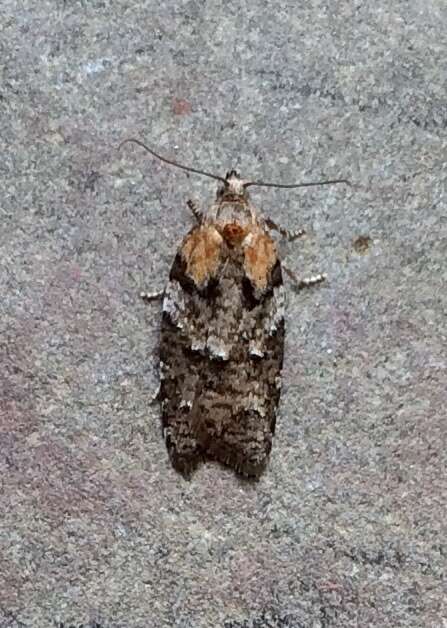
(120, 139, 349, 479)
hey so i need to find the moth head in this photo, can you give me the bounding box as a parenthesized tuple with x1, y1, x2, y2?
(216, 170, 250, 202)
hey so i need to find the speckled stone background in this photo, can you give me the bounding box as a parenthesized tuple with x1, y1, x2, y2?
(1, 2, 446, 627)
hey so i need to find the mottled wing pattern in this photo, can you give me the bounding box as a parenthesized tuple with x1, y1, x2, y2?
(159, 235, 285, 478)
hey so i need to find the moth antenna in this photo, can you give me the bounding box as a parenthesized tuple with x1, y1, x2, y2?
(244, 177, 351, 189)
(118, 138, 226, 183)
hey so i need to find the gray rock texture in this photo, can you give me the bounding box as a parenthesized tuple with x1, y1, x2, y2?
(1, 1, 446, 627)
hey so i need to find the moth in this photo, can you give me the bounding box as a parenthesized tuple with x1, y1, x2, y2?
(120, 139, 349, 479)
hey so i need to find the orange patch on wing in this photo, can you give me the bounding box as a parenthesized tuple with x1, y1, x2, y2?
(182, 226, 223, 286)
(243, 229, 277, 290)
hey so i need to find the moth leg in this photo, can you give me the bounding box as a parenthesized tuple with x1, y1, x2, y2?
(265, 218, 305, 242)
(284, 266, 327, 291)
(140, 289, 164, 302)
(187, 199, 202, 222)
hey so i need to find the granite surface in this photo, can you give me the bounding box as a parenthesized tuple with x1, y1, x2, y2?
(1, 1, 446, 627)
